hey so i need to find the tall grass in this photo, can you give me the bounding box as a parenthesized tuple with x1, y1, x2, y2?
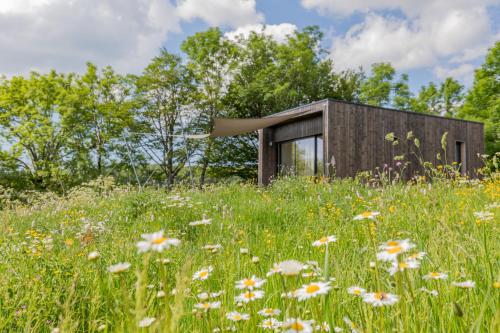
(0, 176, 498, 332)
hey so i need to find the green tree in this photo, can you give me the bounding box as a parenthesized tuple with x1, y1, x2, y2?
(134, 50, 194, 187)
(412, 82, 441, 114)
(440, 77, 464, 117)
(0, 71, 74, 191)
(181, 27, 239, 187)
(67, 63, 134, 178)
(460, 41, 500, 154)
(360, 63, 395, 106)
(392, 73, 412, 110)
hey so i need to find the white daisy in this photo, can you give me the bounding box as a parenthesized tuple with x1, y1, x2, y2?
(136, 230, 181, 253)
(296, 281, 331, 301)
(87, 251, 100, 260)
(347, 286, 366, 296)
(419, 287, 439, 296)
(260, 318, 281, 329)
(312, 235, 336, 247)
(108, 262, 131, 274)
(423, 272, 448, 280)
(138, 317, 155, 328)
(235, 276, 266, 290)
(258, 308, 281, 317)
(226, 311, 250, 322)
(282, 318, 313, 333)
(452, 280, 475, 288)
(473, 211, 494, 221)
(194, 301, 221, 311)
(376, 239, 415, 262)
(193, 266, 213, 281)
(189, 215, 212, 226)
(266, 263, 282, 276)
(235, 290, 265, 303)
(362, 292, 399, 307)
(278, 260, 304, 276)
(387, 259, 420, 275)
(353, 211, 380, 220)
(316, 322, 331, 331)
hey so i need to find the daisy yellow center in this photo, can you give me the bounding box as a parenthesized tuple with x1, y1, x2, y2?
(386, 241, 400, 247)
(374, 292, 387, 300)
(387, 246, 402, 254)
(306, 284, 320, 294)
(290, 322, 305, 330)
(265, 309, 274, 314)
(361, 212, 372, 218)
(152, 237, 167, 244)
(430, 272, 441, 277)
(202, 303, 210, 309)
(244, 279, 256, 287)
(399, 262, 409, 269)
(319, 236, 328, 243)
(244, 292, 255, 299)
(233, 314, 241, 320)
(353, 289, 361, 295)
(199, 271, 208, 278)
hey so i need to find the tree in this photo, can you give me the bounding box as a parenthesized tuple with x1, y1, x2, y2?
(67, 63, 134, 179)
(460, 40, 500, 154)
(0, 71, 74, 191)
(392, 73, 412, 110)
(412, 82, 441, 114)
(360, 63, 395, 106)
(134, 50, 194, 188)
(440, 77, 464, 117)
(181, 27, 239, 187)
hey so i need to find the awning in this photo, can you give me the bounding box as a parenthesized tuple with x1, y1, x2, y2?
(210, 112, 303, 137)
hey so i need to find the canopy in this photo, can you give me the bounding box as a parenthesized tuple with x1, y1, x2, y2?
(210, 112, 302, 137)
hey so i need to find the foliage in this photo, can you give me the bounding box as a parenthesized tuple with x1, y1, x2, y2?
(0, 178, 498, 332)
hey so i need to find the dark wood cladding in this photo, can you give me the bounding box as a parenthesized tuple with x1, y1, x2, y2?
(273, 115, 323, 142)
(258, 99, 484, 185)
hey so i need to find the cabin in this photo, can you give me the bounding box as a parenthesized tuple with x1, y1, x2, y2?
(257, 99, 484, 185)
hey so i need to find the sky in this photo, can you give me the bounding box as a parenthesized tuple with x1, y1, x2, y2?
(0, 0, 499, 92)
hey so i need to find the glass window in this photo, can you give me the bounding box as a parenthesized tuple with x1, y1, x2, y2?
(278, 135, 323, 176)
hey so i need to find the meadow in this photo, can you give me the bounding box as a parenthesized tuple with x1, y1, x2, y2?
(0, 176, 498, 332)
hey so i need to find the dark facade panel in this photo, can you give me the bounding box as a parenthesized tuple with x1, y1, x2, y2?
(258, 99, 484, 185)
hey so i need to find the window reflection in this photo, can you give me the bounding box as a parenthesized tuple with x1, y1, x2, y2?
(278, 135, 323, 176)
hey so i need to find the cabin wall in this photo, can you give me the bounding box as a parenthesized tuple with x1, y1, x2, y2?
(326, 101, 484, 178)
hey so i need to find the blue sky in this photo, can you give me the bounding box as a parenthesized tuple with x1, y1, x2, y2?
(1, 0, 499, 93)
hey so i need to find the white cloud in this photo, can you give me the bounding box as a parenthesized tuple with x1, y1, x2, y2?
(225, 23, 297, 43)
(176, 0, 263, 28)
(434, 64, 476, 83)
(0, 0, 180, 76)
(303, 0, 498, 83)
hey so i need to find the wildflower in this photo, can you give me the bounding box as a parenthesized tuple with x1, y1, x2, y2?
(156, 290, 166, 298)
(388, 259, 420, 275)
(240, 248, 249, 254)
(203, 244, 222, 253)
(193, 266, 213, 281)
(136, 231, 181, 253)
(138, 317, 155, 328)
(452, 280, 475, 289)
(423, 272, 448, 280)
(334, 327, 343, 332)
(296, 281, 331, 301)
(473, 211, 494, 221)
(377, 239, 415, 262)
(108, 262, 131, 274)
(226, 311, 250, 322)
(252, 256, 260, 263)
(494, 282, 500, 289)
(281, 290, 298, 299)
(235, 290, 264, 303)
(87, 251, 100, 261)
(282, 318, 313, 333)
(347, 286, 366, 296)
(258, 308, 281, 317)
(266, 263, 281, 276)
(260, 318, 281, 329)
(194, 301, 221, 311)
(353, 211, 380, 220)
(235, 276, 266, 290)
(343, 317, 360, 333)
(97, 324, 106, 331)
(189, 216, 212, 226)
(362, 292, 399, 307)
(51, 328, 60, 333)
(197, 292, 209, 300)
(312, 235, 336, 247)
(278, 260, 304, 276)
(316, 322, 330, 332)
(407, 252, 427, 260)
(419, 287, 438, 296)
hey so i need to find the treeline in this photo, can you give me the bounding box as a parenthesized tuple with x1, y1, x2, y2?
(0, 26, 498, 192)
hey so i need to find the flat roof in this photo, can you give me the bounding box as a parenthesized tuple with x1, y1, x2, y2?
(269, 98, 483, 125)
